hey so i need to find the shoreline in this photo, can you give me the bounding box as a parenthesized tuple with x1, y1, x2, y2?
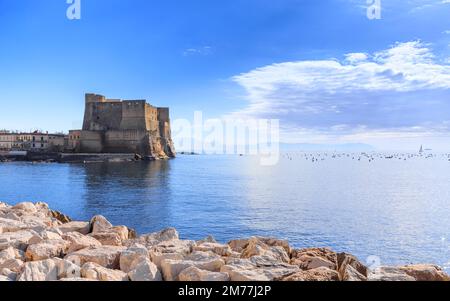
(1, 201, 449, 281)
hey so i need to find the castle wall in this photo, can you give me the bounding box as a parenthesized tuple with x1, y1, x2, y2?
(80, 131, 103, 153)
(83, 102, 123, 131)
(120, 101, 147, 130)
(79, 93, 175, 158)
(104, 130, 150, 154)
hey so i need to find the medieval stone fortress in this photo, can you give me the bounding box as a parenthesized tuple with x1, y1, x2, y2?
(0, 93, 176, 162)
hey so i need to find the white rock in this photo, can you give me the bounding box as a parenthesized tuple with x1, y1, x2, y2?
(221, 258, 299, 281)
(0, 247, 16, 264)
(0, 217, 28, 233)
(160, 252, 225, 281)
(128, 258, 162, 281)
(54, 259, 81, 279)
(62, 232, 102, 253)
(128, 228, 179, 248)
(178, 266, 230, 281)
(120, 244, 149, 273)
(17, 259, 58, 281)
(12, 202, 37, 213)
(65, 246, 126, 269)
(0, 258, 24, 273)
(81, 262, 128, 281)
(25, 239, 70, 261)
(90, 215, 112, 234)
(89, 232, 122, 246)
(57, 221, 90, 235)
(194, 242, 232, 257)
(0, 268, 17, 281)
(368, 267, 416, 281)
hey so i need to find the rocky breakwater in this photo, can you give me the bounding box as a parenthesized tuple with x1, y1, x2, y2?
(1, 202, 449, 282)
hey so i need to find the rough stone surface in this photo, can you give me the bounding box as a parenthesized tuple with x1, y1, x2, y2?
(128, 258, 162, 281)
(18, 259, 59, 281)
(65, 246, 126, 269)
(81, 262, 128, 281)
(90, 215, 113, 234)
(291, 248, 337, 270)
(160, 252, 225, 281)
(63, 232, 102, 253)
(178, 266, 230, 281)
(368, 267, 416, 281)
(57, 222, 90, 235)
(281, 267, 340, 281)
(120, 244, 149, 273)
(25, 239, 70, 261)
(399, 264, 450, 281)
(1, 202, 449, 282)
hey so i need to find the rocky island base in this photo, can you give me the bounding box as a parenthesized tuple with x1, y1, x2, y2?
(0, 202, 448, 282)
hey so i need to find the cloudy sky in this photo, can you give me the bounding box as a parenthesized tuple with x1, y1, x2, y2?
(0, 0, 449, 150)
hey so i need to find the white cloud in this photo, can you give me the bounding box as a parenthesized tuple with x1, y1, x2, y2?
(230, 41, 450, 149)
(182, 46, 212, 56)
(345, 53, 369, 64)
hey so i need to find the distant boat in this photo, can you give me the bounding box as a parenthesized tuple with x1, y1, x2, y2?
(419, 145, 423, 154)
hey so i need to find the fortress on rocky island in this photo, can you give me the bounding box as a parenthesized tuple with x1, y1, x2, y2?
(80, 93, 175, 159)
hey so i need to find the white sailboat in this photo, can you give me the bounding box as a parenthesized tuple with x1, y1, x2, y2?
(419, 145, 423, 154)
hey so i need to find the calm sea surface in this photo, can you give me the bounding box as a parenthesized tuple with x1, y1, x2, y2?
(1, 153, 450, 271)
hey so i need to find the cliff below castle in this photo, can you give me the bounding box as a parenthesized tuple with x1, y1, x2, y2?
(79, 93, 176, 160)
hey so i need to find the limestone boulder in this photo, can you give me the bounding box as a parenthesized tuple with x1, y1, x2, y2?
(241, 238, 290, 263)
(89, 232, 122, 246)
(196, 235, 217, 245)
(12, 202, 37, 213)
(194, 242, 232, 257)
(62, 232, 102, 253)
(90, 215, 113, 234)
(0, 275, 12, 281)
(128, 258, 162, 281)
(126, 228, 179, 248)
(290, 248, 338, 271)
(0, 247, 16, 264)
(280, 267, 340, 281)
(57, 221, 90, 235)
(81, 262, 128, 281)
(0, 258, 24, 273)
(50, 210, 72, 224)
(25, 239, 70, 261)
(150, 252, 185, 270)
(65, 246, 126, 269)
(336, 253, 368, 281)
(55, 259, 81, 279)
(178, 266, 230, 281)
(399, 264, 450, 281)
(0, 230, 37, 251)
(228, 238, 251, 253)
(17, 259, 59, 281)
(160, 252, 225, 281)
(0, 217, 28, 233)
(112, 226, 129, 241)
(368, 267, 416, 281)
(120, 244, 149, 273)
(60, 277, 98, 281)
(0, 268, 17, 281)
(149, 239, 195, 269)
(221, 258, 299, 281)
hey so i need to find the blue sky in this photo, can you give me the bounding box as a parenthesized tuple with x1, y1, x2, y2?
(0, 0, 449, 150)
